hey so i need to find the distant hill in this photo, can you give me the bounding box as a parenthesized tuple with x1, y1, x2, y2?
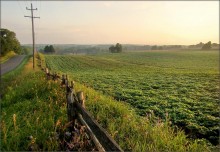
(22, 43, 219, 55)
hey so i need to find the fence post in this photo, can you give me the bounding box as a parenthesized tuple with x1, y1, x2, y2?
(66, 80, 76, 126)
(46, 68, 48, 74)
(70, 81, 74, 88)
(61, 74, 65, 87)
(77, 91, 85, 108)
(52, 72, 57, 81)
(46, 68, 50, 80)
(65, 74, 68, 87)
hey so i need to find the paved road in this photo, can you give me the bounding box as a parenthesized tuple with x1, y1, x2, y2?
(1, 55, 26, 75)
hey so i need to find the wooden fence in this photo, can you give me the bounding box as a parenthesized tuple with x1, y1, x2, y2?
(39, 60, 123, 152)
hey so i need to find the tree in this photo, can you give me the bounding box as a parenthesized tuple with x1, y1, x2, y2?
(109, 43, 122, 53)
(0, 28, 21, 55)
(49, 45, 55, 52)
(158, 46, 163, 50)
(115, 43, 122, 53)
(109, 45, 116, 53)
(44, 45, 55, 53)
(151, 45, 157, 50)
(202, 41, 212, 50)
(21, 46, 31, 55)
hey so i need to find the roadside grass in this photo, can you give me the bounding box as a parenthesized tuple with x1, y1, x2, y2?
(0, 53, 216, 151)
(1, 57, 67, 151)
(1, 55, 30, 96)
(0, 51, 17, 64)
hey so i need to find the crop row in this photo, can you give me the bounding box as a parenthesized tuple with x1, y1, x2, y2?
(45, 50, 219, 145)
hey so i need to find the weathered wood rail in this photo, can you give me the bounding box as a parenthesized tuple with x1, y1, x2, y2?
(38, 59, 123, 152)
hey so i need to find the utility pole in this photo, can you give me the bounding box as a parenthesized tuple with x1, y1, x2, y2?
(25, 3, 40, 69)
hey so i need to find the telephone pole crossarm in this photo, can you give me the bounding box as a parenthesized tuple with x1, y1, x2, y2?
(26, 7, 37, 10)
(24, 16, 40, 19)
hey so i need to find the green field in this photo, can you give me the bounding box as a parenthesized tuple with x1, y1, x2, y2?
(45, 50, 219, 145)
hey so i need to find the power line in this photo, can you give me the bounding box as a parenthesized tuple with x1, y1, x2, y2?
(24, 3, 40, 69)
(24, 0, 29, 7)
(17, 0, 25, 16)
(35, 0, 42, 46)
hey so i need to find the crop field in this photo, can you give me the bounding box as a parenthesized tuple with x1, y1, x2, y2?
(45, 50, 219, 145)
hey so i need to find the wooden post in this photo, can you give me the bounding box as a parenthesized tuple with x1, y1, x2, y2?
(70, 81, 74, 88)
(77, 91, 85, 108)
(48, 71, 50, 80)
(65, 74, 68, 87)
(65, 74, 68, 81)
(41, 62, 44, 70)
(24, 3, 40, 69)
(78, 114, 105, 152)
(74, 102, 123, 151)
(66, 80, 76, 126)
(46, 68, 50, 80)
(46, 68, 49, 74)
(61, 74, 65, 87)
(52, 72, 56, 81)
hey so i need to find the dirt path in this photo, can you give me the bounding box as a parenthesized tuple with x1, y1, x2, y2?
(1, 55, 26, 75)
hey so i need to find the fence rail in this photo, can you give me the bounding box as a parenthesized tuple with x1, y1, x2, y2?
(39, 59, 123, 152)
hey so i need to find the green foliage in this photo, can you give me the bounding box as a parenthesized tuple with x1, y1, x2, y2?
(1, 51, 217, 151)
(1, 55, 30, 94)
(0, 28, 21, 55)
(202, 41, 212, 50)
(1, 60, 66, 151)
(21, 46, 32, 55)
(73, 82, 212, 152)
(109, 43, 122, 53)
(151, 45, 158, 50)
(151, 45, 163, 50)
(109, 45, 116, 53)
(44, 45, 55, 53)
(45, 50, 219, 146)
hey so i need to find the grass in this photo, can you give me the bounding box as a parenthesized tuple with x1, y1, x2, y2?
(44, 50, 219, 145)
(1, 55, 30, 96)
(44, 50, 219, 150)
(72, 80, 212, 151)
(0, 51, 218, 151)
(1, 57, 67, 151)
(0, 51, 17, 64)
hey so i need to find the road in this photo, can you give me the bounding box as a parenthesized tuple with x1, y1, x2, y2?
(1, 55, 26, 75)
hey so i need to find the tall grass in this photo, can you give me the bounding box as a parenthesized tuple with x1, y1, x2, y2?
(0, 54, 215, 151)
(1, 58, 67, 151)
(1, 55, 30, 96)
(72, 80, 212, 151)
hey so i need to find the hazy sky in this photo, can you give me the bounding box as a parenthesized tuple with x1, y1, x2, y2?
(1, 1, 219, 45)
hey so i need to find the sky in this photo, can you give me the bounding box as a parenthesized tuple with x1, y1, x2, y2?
(1, 1, 219, 45)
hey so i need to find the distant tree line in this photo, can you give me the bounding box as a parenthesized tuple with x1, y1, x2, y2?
(201, 41, 212, 50)
(188, 41, 218, 50)
(44, 45, 55, 53)
(151, 45, 182, 50)
(151, 45, 164, 50)
(109, 43, 122, 53)
(150, 41, 218, 50)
